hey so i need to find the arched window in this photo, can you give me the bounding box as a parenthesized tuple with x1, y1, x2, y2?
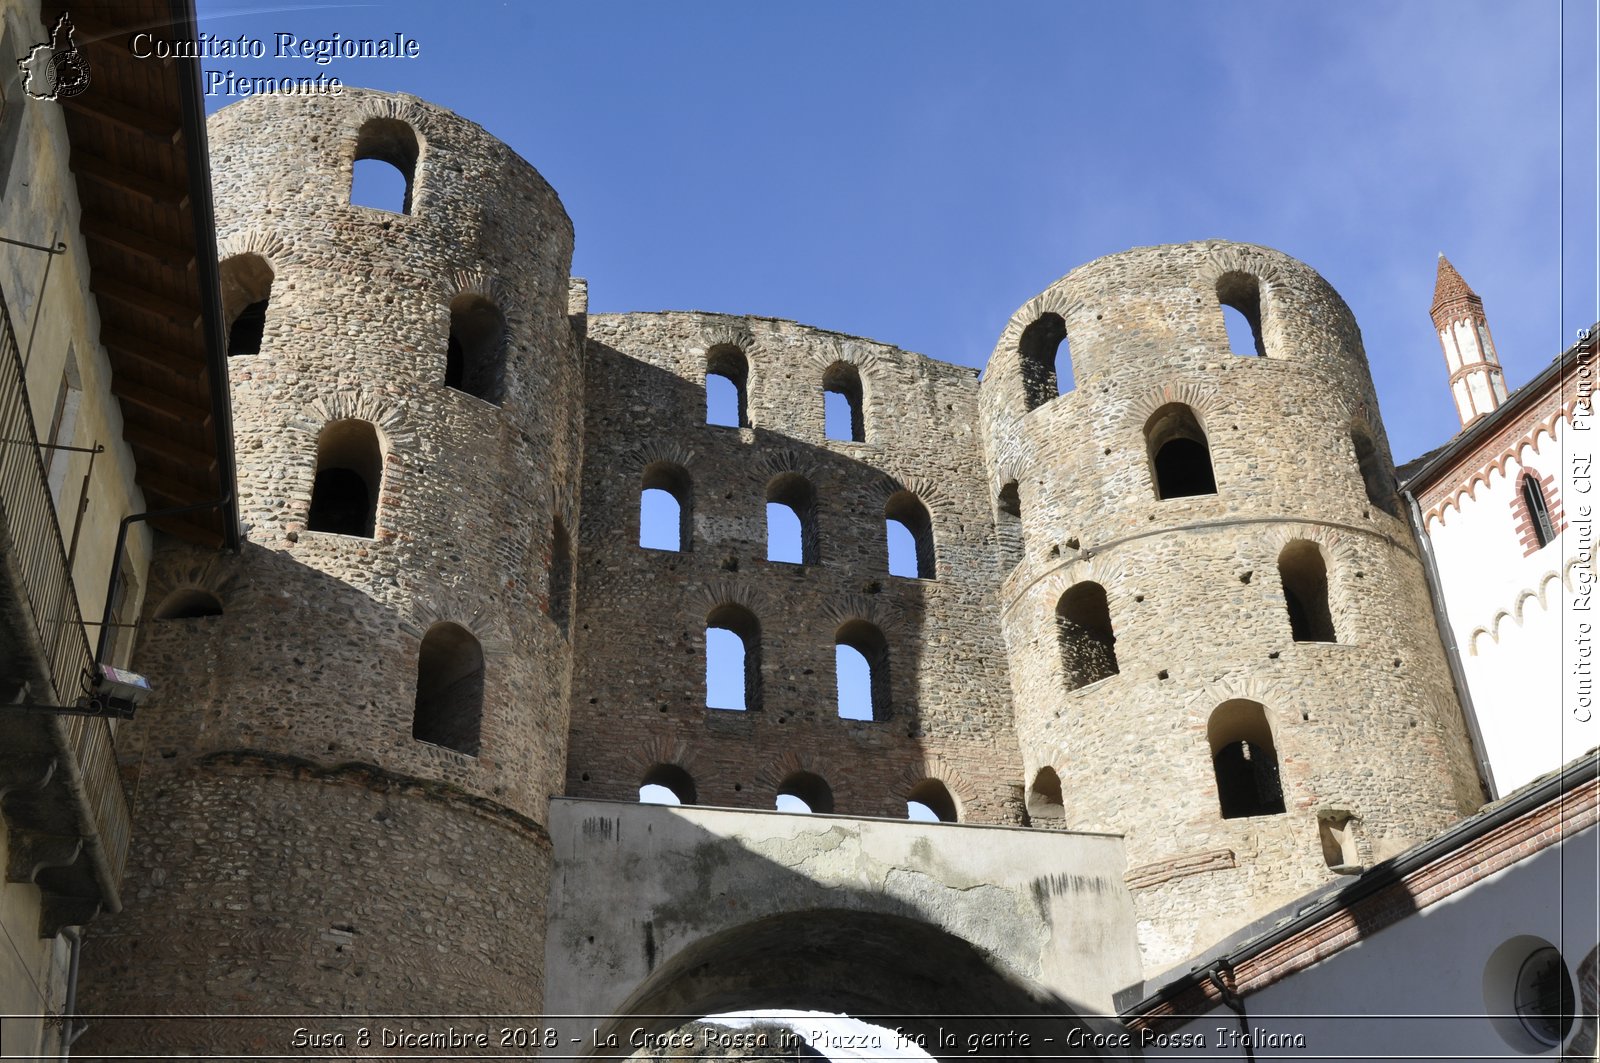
(1216, 271, 1267, 357)
(1278, 540, 1336, 643)
(1026, 766, 1064, 824)
(446, 294, 505, 403)
(1350, 426, 1397, 516)
(153, 588, 222, 620)
(835, 619, 889, 721)
(996, 481, 1023, 572)
(640, 462, 692, 551)
(1146, 403, 1217, 499)
(766, 473, 819, 564)
(639, 764, 696, 805)
(1057, 582, 1118, 690)
(885, 491, 935, 579)
(308, 419, 383, 537)
(906, 779, 959, 823)
(706, 603, 760, 711)
(549, 517, 573, 635)
(1208, 700, 1284, 819)
(1019, 312, 1072, 410)
(705, 344, 749, 428)
(351, 117, 420, 214)
(823, 361, 865, 441)
(413, 622, 483, 756)
(1521, 474, 1557, 549)
(776, 772, 833, 814)
(220, 253, 274, 357)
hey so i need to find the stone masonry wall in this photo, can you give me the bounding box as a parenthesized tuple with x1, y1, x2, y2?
(978, 241, 1485, 973)
(566, 313, 1022, 821)
(77, 88, 581, 1040)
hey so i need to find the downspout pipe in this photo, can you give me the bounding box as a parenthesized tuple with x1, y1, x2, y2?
(1204, 962, 1255, 1063)
(1404, 488, 1497, 800)
(59, 926, 85, 1059)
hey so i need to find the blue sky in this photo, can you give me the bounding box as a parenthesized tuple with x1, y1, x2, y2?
(196, 1, 1596, 464)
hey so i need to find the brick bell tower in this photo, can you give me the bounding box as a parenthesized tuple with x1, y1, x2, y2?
(1432, 254, 1508, 428)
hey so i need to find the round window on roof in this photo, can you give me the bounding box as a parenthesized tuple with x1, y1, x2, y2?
(1514, 946, 1576, 1047)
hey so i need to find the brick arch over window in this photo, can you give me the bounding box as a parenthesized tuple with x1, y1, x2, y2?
(1215, 270, 1268, 357)
(1278, 539, 1337, 643)
(1349, 423, 1398, 517)
(706, 344, 750, 428)
(1018, 312, 1072, 410)
(884, 490, 936, 579)
(1057, 581, 1118, 691)
(640, 462, 693, 552)
(822, 361, 865, 441)
(1207, 699, 1285, 819)
(766, 472, 819, 565)
(219, 253, 274, 357)
(308, 418, 384, 538)
(1511, 467, 1563, 554)
(906, 778, 959, 823)
(351, 116, 421, 214)
(834, 618, 890, 721)
(153, 588, 223, 620)
(706, 602, 761, 711)
(1145, 403, 1217, 499)
(446, 293, 506, 403)
(776, 771, 834, 814)
(413, 621, 483, 756)
(1026, 766, 1064, 824)
(640, 763, 697, 805)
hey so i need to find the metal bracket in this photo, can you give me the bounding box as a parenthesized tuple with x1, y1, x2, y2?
(0, 236, 67, 256)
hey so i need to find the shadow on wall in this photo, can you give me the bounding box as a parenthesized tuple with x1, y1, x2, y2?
(567, 341, 1002, 822)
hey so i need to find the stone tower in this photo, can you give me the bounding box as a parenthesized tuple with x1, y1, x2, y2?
(74, 89, 582, 1050)
(1431, 253, 1508, 428)
(978, 242, 1485, 971)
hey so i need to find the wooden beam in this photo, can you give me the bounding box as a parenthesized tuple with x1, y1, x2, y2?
(62, 95, 180, 144)
(135, 470, 212, 508)
(103, 333, 205, 378)
(123, 425, 217, 474)
(109, 377, 210, 427)
(90, 276, 201, 330)
(81, 216, 196, 271)
(70, 151, 189, 210)
(148, 513, 224, 549)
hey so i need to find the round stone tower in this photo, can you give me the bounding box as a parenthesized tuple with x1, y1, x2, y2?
(75, 90, 581, 1050)
(979, 241, 1485, 972)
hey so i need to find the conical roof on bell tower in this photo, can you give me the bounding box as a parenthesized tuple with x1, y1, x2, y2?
(1431, 253, 1485, 325)
(1430, 253, 1507, 428)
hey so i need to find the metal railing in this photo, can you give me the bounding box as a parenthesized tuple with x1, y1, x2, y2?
(0, 284, 130, 887)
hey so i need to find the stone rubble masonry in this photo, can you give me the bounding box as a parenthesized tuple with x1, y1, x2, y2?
(75, 86, 1486, 1040)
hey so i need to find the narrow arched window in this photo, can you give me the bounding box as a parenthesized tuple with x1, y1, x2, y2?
(413, 622, 483, 756)
(776, 771, 833, 814)
(1350, 426, 1397, 516)
(1522, 474, 1556, 548)
(1279, 540, 1336, 643)
(1019, 312, 1072, 410)
(153, 588, 223, 620)
(706, 344, 749, 427)
(1216, 271, 1267, 357)
(1146, 403, 1217, 499)
(1057, 582, 1118, 690)
(823, 361, 865, 441)
(220, 253, 274, 357)
(906, 779, 958, 823)
(640, 462, 692, 551)
(835, 619, 889, 721)
(640, 764, 696, 805)
(706, 603, 760, 711)
(351, 117, 420, 214)
(549, 517, 573, 635)
(1208, 700, 1284, 819)
(1027, 767, 1064, 824)
(885, 490, 935, 579)
(308, 419, 383, 537)
(996, 481, 1023, 572)
(446, 294, 505, 403)
(766, 473, 819, 564)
